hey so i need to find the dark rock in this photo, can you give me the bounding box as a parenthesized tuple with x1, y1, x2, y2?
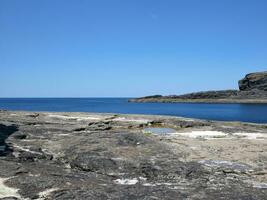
(174, 120, 208, 128)
(174, 90, 239, 99)
(0, 124, 18, 146)
(139, 162, 162, 180)
(24, 122, 38, 126)
(142, 95, 163, 99)
(117, 133, 151, 146)
(12, 133, 27, 140)
(6, 173, 60, 199)
(72, 127, 87, 132)
(88, 121, 112, 131)
(26, 113, 39, 118)
(130, 71, 267, 103)
(70, 152, 117, 174)
(148, 120, 163, 126)
(18, 151, 53, 162)
(199, 160, 252, 174)
(50, 189, 109, 200)
(139, 159, 207, 182)
(15, 147, 53, 162)
(0, 124, 18, 156)
(0, 160, 23, 177)
(239, 71, 267, 91)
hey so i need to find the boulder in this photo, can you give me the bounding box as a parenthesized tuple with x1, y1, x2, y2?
(239, 71, 267, 91)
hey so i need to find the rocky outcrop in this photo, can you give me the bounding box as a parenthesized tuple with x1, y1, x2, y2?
(130, 71, 267, 103)
(0, 111, 267, 199)
(171, 90, 239, 99)
(239, 71, 267, 91)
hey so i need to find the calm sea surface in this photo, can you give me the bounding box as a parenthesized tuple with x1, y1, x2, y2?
(0, 98, 267, 123)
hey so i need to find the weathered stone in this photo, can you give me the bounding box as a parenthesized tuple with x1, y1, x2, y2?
(17, 151, 53, 162)
(116, 133, 151, 146)
(12, 134, 27, 140)
(88, 121, 112, 131)
(0, 111, 266, 199)
(239, 71, 267, 91)
(70, 152, 117, 174)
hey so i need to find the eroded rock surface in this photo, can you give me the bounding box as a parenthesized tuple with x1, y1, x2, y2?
(0, 111, 266, 199)
(239, 71, 267, 91)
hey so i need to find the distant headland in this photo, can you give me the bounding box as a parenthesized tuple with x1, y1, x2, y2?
(130, 71, 267, 103)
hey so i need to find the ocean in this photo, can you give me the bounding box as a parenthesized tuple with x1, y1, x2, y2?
(0, 98, 267, 123)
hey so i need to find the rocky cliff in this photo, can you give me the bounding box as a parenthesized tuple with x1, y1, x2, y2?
(239, 71, 267, 91)
(130, 71, 267, 103)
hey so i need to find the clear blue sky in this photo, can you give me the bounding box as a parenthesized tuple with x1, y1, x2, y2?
(1, 0, 267, 97)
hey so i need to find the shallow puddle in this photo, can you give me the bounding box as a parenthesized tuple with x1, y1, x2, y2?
(143, 128, 176, 135)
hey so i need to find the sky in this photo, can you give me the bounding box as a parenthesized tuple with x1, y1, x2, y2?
(0, 0, 267, 97)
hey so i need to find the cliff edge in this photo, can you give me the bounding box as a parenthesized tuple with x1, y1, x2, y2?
(130, 71, 267, 103)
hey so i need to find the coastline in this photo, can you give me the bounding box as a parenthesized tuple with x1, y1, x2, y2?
(129, 98, 267, 104)
(0, 110, 266, 199)
(1, 109, 267, 124)
(130, 72, 267, 104)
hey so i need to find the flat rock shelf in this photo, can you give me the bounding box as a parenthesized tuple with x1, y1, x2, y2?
(0, 110, 267, 199)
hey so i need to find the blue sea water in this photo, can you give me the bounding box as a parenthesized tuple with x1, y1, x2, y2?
(0, 98, 267, 123)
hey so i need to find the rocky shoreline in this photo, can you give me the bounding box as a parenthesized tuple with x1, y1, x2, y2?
(0, 110, 267, 199)
(130, 71, 267, 103)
